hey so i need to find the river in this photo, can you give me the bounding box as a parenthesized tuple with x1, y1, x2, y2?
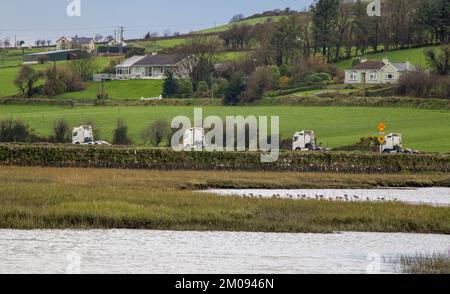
(0, 230, 448, 274)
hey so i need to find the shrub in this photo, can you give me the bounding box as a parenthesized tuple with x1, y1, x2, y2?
(352, 58, 361, 67)
(142, 120, 170, 147)
(50, 119, 71, 143)
(223, 71, 246, 105)
(212, 78, 229, 98)
(395, 71, 450, 99)
(279, 76, 290, 88)
(162, 71, 178, 98)
(278, 64, 290, 77)
(43, 66, 86, 96)
(0, 119, 33, 142)
(14, 65, 43, 97)
(431, 76, 450, 99)
(176, 80, 194, 98)
(37, 55, 49, 64)
(240, 66, 280, 103)
(303, 72, 331, 84)
(425, 46, 450, 75)
(395, 71, 434, 98)
(194, 81, 210, 98)
(112, 119, 132, 145)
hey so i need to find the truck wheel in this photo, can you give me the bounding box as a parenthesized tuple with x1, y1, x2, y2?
(295, 148, 301, 151)
(75, 142, 80, 145)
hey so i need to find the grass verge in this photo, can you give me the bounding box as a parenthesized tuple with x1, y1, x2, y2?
(0, 166, 449, 233)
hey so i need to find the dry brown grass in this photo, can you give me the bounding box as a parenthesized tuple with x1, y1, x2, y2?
(0, 166, 449, 233)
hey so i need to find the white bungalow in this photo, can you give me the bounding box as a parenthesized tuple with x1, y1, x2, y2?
(115, 53, 189, 80)
(345, 59, 417, 84)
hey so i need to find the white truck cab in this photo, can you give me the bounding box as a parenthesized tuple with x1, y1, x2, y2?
(293, 130, 316, 151)
(382, 133, 403, 153)
(72, 125, 94, 145)
(183, 127, 205, 150)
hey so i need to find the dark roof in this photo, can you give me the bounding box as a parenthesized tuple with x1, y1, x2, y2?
(351, 60, 385, 70)
(133, 54, 187, 66)
(72, 37, 94, 44)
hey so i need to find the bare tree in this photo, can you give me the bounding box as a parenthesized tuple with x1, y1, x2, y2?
(334, 2, 352, 61)
(104, 35, 114, 42)
(173, 37, 223, 91)
(94, 34, 103, 42)
(3, 38, 11, 48)
(67, 53, 99, 81)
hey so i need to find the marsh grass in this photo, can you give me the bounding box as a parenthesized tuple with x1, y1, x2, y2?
(399, 253, 450, 274)
(0, 166, 449, 233)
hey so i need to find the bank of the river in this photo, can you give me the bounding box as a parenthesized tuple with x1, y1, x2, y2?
(0, 166, 449, 233)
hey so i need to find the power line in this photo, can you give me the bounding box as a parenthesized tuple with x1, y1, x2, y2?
(0, 22, 217, 33)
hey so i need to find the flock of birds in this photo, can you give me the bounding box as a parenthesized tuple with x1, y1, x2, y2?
(241, 193, 399, 203)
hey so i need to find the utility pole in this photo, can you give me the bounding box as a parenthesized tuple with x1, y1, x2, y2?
(118, 26, 125, 55)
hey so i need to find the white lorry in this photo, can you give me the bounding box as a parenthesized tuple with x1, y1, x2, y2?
(382, 133, 403, 153)
(72, 125, 110, 145)
(183, 127, 205, 150)
(292, 130, 318, 151)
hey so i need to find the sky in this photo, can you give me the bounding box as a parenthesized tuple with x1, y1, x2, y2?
(0, 0, 314, 45)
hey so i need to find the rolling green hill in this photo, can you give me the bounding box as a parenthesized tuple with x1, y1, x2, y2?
(197, 16, 285, 34)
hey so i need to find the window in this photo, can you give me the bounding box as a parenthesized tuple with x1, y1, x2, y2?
(385, 73, 394, 80)
(369, 71, 378, 81)
(349, 72, 357, 81)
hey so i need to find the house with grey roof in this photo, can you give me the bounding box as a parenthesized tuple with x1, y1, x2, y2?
(56, 36, 95, 53)
(345, 59, 417, 84)
(115, 53, 189, 80)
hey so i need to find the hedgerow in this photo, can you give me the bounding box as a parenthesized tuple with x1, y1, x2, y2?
(0, 144, 449, 173)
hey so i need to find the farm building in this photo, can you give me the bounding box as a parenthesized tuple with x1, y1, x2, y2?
(345, 59, 417, 84)
(23, 49, 83, 63)
(114, 54, 189, 80)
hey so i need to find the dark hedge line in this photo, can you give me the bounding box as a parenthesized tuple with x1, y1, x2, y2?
(0, 144, 449, 173)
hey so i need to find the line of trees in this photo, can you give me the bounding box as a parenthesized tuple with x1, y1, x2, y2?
(218, 0, 450, 64)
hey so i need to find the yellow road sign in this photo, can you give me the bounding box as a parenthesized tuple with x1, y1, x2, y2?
(378, 135, 386, 145)
(377, 122, 386, 133)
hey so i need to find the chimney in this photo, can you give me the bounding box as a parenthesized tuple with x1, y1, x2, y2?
(382, 58, 389, 65)
(152, 52, 157, 56)
(361, 58, 368, 63)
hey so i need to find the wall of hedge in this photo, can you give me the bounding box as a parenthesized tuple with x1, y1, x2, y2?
(1, 144, 449, 173)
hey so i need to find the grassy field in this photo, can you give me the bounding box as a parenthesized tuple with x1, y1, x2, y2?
(130, 38, 189, 53)
(1, 105, 450, 152)
(0, 166, 448, 233)
(0, 47, 55, 68)
(197, 16, 285, 33)
(55, 80, 163, 100)
(335, 46, 437, 70)
(0, 56, 114, 98)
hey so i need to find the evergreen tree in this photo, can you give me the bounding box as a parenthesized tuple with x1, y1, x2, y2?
(162, 71, 178, 98)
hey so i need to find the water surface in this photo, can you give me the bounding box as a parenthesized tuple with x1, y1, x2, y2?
(0, 230, 448, 274)
(206, 188, 450, 206)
